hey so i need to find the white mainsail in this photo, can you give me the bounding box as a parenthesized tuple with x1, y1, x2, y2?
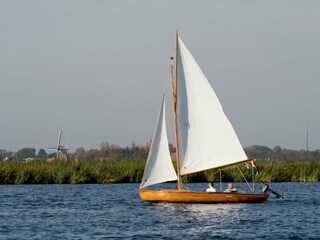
(140, 95, 178, 188)
(176, 37, 248, 176)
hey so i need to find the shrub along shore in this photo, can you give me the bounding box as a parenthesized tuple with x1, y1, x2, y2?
(0, 160, 319, 184)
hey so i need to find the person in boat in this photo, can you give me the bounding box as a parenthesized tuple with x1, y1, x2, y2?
(224, 183, 238, 193)
(206, 182, 216, 192)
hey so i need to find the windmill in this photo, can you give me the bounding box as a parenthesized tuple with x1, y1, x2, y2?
(47, 130, 69, 160)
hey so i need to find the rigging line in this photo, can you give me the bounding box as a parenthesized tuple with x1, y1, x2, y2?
(164, 69, 171, 94)
(252, 165, 255, 192)
(237, 166, 254, 192)
(219, 169, 222, 192)
(181, 181, 188, 191)
(162, 67, 173, 114)
(164, 55, 176, 94)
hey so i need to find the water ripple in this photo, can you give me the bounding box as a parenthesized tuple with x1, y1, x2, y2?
(0, 183, 319, 239)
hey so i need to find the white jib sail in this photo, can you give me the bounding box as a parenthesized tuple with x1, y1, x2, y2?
(177, 37, 248, 176)
(140, 94, 178, 188)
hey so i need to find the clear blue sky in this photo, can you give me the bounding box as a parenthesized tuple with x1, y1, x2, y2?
(1, 0, 319, 152)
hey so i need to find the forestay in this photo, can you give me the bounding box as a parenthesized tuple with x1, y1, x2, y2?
(140, 95, 178, 188)
(176, 37, 248, 175)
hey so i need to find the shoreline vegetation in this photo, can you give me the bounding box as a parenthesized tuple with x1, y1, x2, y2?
(0, 160, 319, 184)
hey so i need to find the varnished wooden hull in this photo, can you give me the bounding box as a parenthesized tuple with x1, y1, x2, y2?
(139, 189, 268, 203)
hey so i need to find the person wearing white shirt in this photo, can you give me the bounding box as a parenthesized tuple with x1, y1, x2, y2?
(206, 182, 216, 192)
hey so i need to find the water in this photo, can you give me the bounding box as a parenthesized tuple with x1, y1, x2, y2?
(0, 183, 319, 239)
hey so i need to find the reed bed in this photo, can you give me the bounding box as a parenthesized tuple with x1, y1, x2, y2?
(0, 160, 319, 184)
(0, 160, 145, 184)
(203, 160, 320, 183)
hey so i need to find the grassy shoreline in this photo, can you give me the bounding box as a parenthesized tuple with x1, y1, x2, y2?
(0, 160, 319, 184)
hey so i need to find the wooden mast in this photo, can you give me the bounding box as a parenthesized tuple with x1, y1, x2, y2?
(172, 28, 181, 190)
(170, 64, 181, 190)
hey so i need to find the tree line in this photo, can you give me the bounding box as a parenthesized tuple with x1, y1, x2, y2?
(0, 141, 156, 161)
(1, 142, 320, 162)
(244, 145, 320, 161)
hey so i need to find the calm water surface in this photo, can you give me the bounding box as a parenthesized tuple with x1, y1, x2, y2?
(0, 183, 319, 239)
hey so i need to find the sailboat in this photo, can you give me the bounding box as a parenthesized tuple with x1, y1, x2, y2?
(139, 30, 268, 203)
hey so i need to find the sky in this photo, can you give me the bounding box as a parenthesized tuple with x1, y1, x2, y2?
(0, 0, 320, 152)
